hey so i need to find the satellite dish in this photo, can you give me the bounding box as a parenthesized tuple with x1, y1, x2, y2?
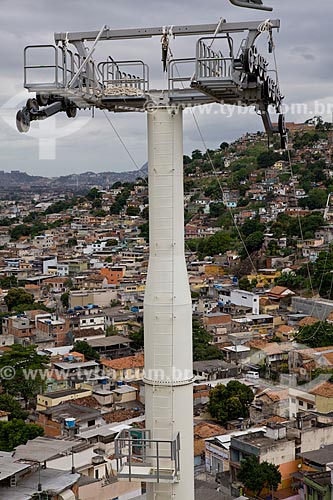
(229, 0, 273, 11)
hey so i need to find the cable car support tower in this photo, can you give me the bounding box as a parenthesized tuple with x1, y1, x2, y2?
(16, 1, 286, 498)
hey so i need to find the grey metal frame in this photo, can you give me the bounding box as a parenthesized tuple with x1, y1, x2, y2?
(115, 429, 181, 483)
(53, 20, 279, 43)
(17, 16, 287, 145)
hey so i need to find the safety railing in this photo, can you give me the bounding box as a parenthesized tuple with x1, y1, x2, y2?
(24, 45, 66, 89)
(97, 58, 149, 96)
(115, 429, 180, 483)
(24, 44, 102, 94)
(195, 36, 234, 81)
(168, 58, 196, 92)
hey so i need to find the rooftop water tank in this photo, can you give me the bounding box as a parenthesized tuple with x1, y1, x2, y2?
(65, 418, 76, 429)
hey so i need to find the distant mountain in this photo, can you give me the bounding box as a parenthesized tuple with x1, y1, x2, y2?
(0, 163, 148, 191)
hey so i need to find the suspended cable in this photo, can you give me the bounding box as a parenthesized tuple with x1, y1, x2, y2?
(102, 110, 148, 186)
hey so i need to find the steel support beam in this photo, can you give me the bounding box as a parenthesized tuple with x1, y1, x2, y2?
(55, 19, 280, 43)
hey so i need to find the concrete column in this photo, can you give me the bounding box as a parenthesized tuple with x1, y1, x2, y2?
(144, 107, 194, 500)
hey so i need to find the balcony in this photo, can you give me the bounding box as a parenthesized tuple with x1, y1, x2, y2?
(115, 429, 180, 484)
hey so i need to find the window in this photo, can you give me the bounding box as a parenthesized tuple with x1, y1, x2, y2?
(299, 400, 304, 407)
(291, 398, 296, 404)
(95, 469, 99, 479)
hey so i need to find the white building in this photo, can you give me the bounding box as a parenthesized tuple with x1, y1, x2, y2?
(218, 288, 260, 315)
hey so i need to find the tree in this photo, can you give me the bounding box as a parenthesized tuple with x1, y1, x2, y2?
(241, 218, 265, 238)
(209, 203, 225, 218)
(126, 206, 140, 217)
(296, 321, 333, 348)
(243, 231, 264, 255)
(192, 320, 224, 362)
(129, 327, 144, 350)
(238, 456, 281, 497)
(0, 419, 44, 451)
(67, 238, 77, 247)
(0, 345, 49, 406)
(4, 288, 34, 311)
(195, 231, 235, 259)
(239, 278, 257, 292)
(60, 292, 70, 309)
(0, 276, 18, 289)
(220, 142, 229, 151)
(0, 394, 28, 420)
(105, 325, 119, 337)
(299, 188, 327, 210)
(106, 239, 118, 247)
(208, 381, 254, 423)
(86, 187, 102, 201)
(192, 149, 203, 160)
(71, 341, 100, 360)
(257, 151, 280, 168)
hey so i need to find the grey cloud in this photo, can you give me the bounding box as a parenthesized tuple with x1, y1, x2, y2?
(0, 0, 332, 175)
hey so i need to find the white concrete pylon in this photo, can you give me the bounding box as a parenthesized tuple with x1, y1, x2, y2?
(144, 107, 195, 500)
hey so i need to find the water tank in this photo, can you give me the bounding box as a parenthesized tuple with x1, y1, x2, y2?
(117, 381, 124, 387)
(101, 378, 108, 385)
(65, 418, 76, 429)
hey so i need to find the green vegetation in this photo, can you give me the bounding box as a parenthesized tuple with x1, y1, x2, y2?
(71, 340, 100, 360)
(0, 275, 18, 289)
(208, 380, 254, 423)
(188, 231, 236, 260)
(296, 321, 333, 348)
(0, 419, 44, 451)
(192, 319, 224, 361)
(129, 327, 144, 350)
(60, 292, 70, 309)
(0, 345, 49, 406)
(126, 206, 140, 216)
(0, 394, 28, 420)
(105, 325, 119, 337)
(110, 183, 134, 214)
(238, 456, 281, 497)
(4, 288, 34, 311)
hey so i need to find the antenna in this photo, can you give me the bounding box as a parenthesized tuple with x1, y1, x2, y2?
(229, 0, 273, 11)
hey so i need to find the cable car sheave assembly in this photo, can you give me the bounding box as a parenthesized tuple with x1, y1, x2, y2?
(16, 6, 286, 148)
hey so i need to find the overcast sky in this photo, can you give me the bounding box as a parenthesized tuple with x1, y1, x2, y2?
(0, 0, 332, 176)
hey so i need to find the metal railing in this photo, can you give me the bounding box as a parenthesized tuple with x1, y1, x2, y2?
(24, 44, 100, 93)
(115, 429, 180, 483)
(195, 36, 234, 81)
(168, 58, 196, 92)
(98, 58, 149, 95)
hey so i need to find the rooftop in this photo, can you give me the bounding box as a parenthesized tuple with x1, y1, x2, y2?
(14, 436, 77, 462)
(0, 468, 80, 500)
(101, 353, 144, 370)
(300, 443, 333, 466)
(310, 381, 333, 398)
(40, 388, 90, 399)
(87, 335, 133, 348)
(40, 401, 101, 420)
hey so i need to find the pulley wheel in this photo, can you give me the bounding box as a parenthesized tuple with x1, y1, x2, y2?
(16, 108, 30, 133)
(66, 106, 77, 118)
